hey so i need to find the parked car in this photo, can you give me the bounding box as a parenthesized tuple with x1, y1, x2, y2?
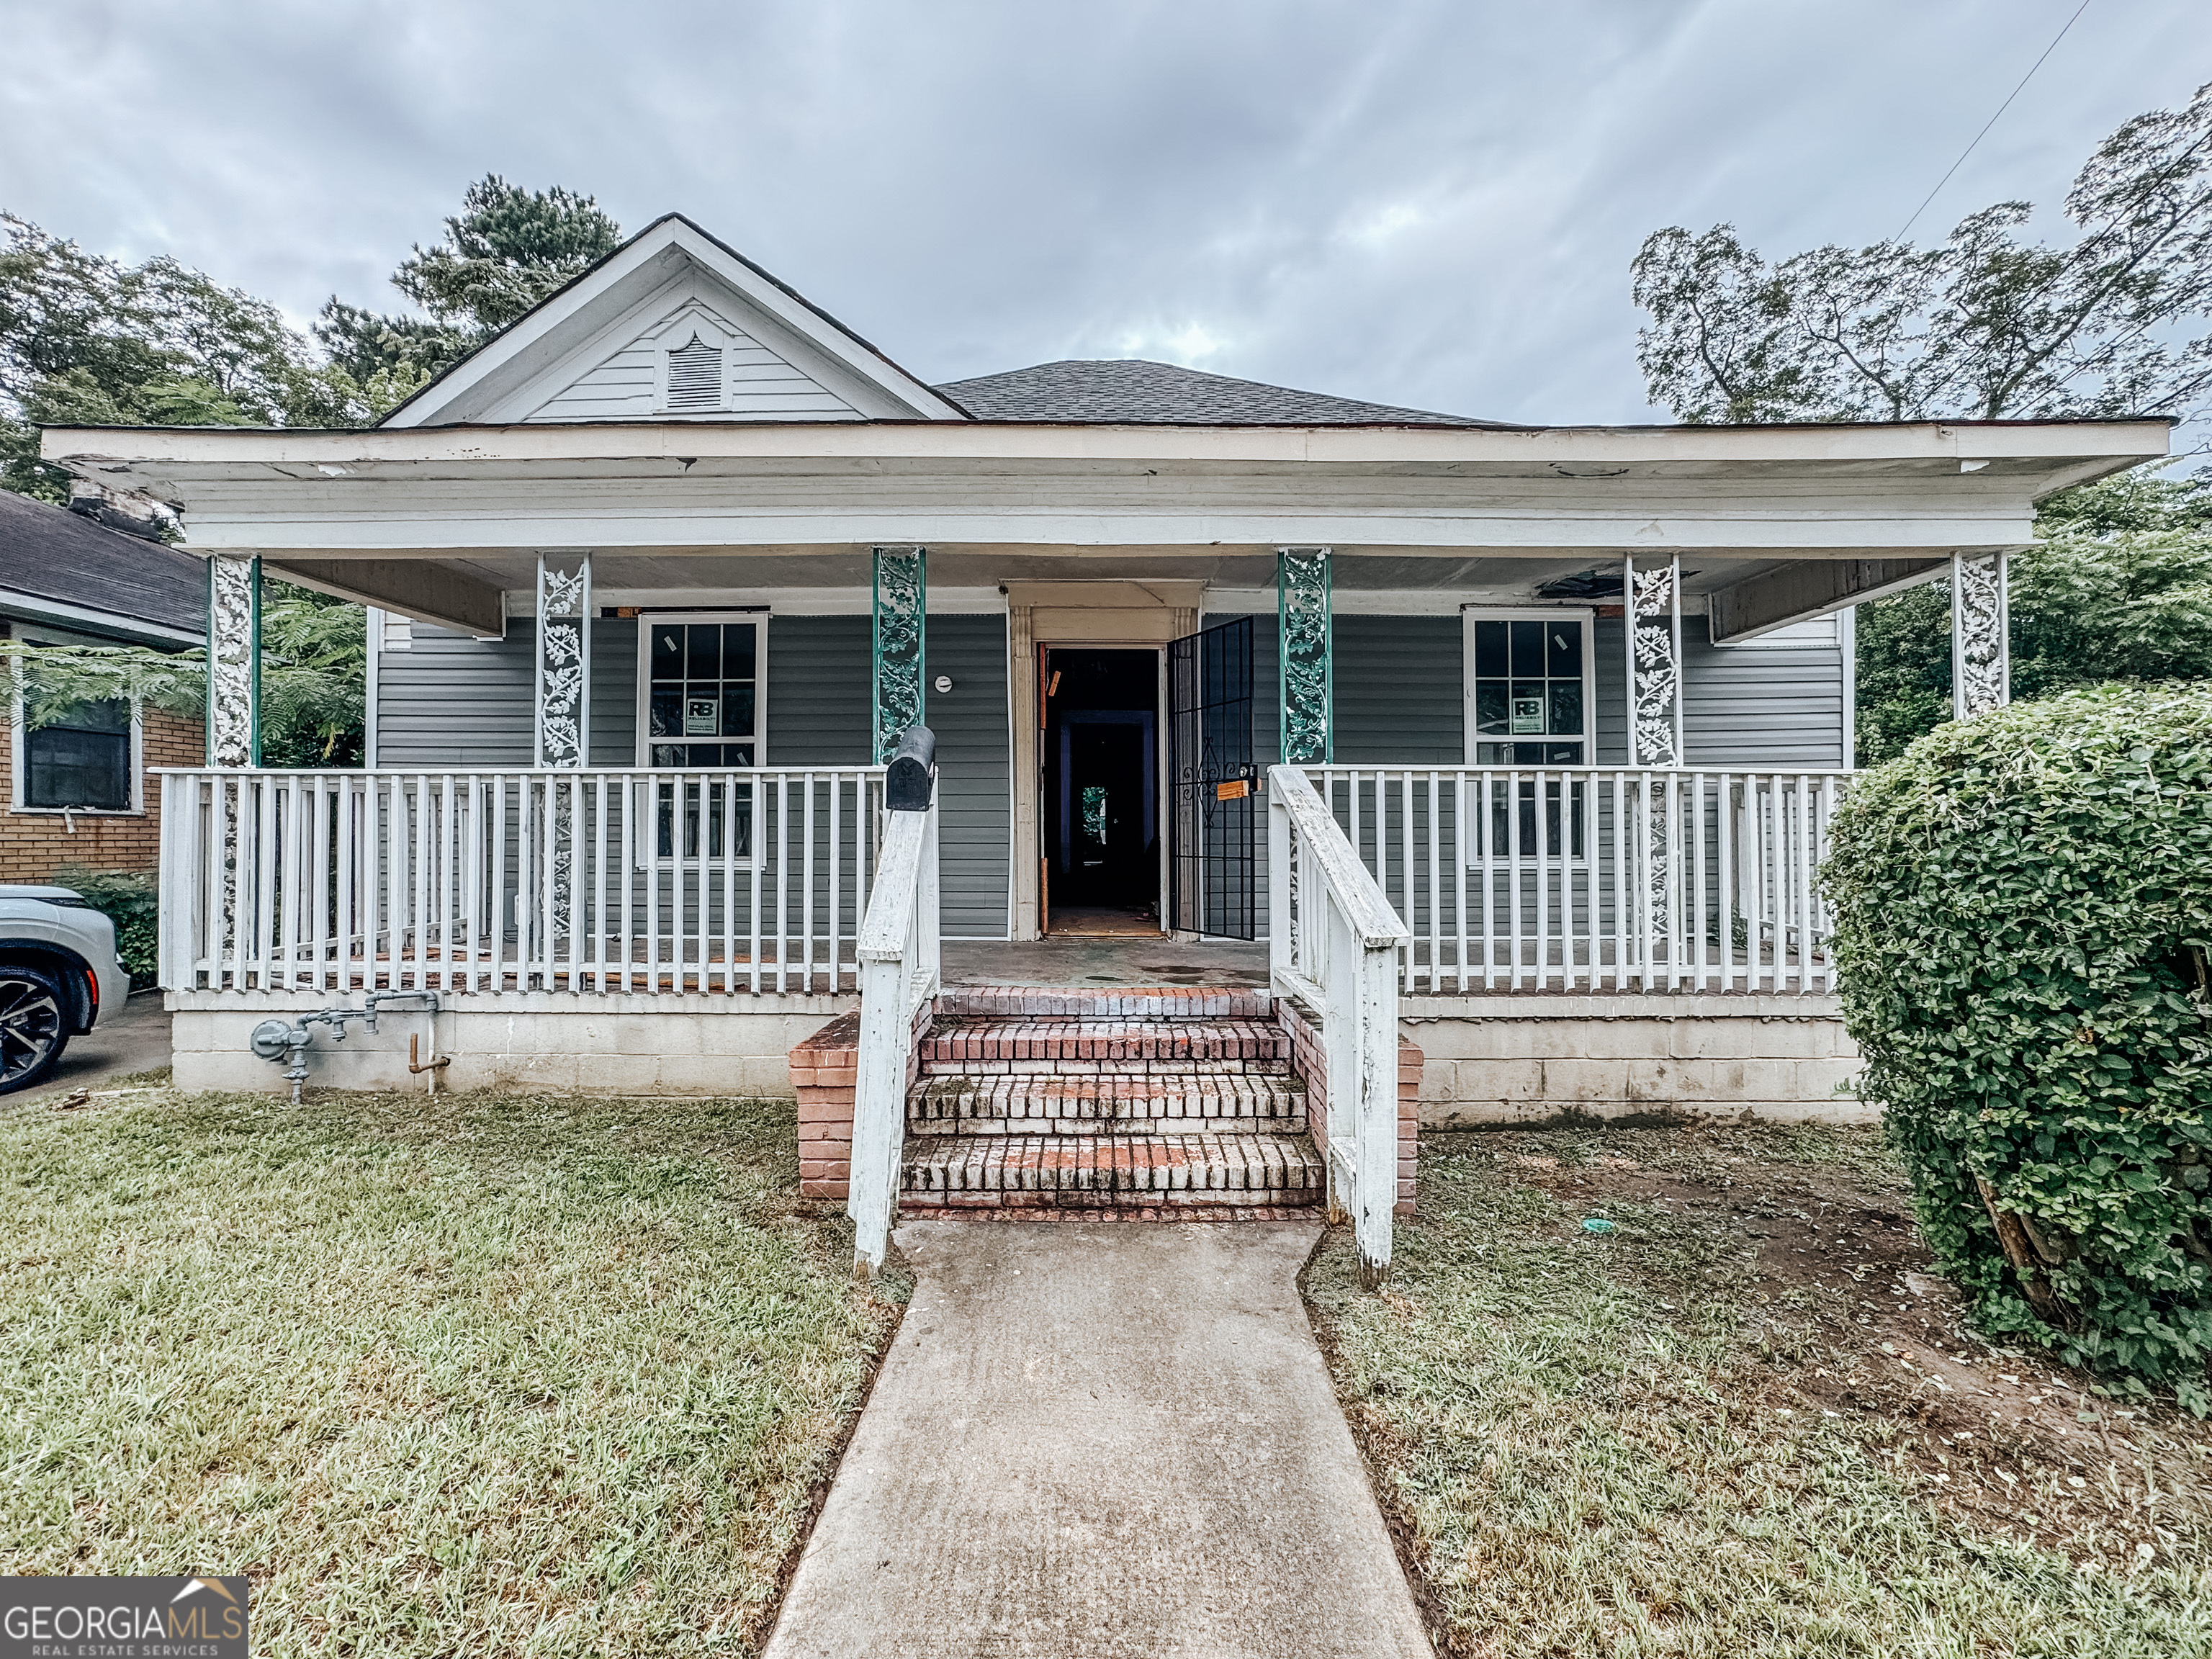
(0, 884, 128, 1092)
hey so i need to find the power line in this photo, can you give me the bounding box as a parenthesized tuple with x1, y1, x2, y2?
(1895, 0, 2094, 241)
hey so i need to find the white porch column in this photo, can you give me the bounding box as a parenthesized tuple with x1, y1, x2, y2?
(1951, 552, 2010, 720)
(205, 554, 260, 766)
(534, 554, 592, 767)
(1622, 552, 1683, 767)
(1277, 545, 1333, 764)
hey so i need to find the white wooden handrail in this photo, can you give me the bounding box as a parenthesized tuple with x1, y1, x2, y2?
(847, 789, 939, 1277)
(1268, 765, 1411, 1286)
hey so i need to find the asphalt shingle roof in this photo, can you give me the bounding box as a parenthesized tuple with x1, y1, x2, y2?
(0, 490, 205, 637)
(934, 359, 1504, 426)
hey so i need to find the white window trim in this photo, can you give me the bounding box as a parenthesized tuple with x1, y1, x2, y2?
(633, 608, 771, 768)
(1460, 606, 1596, 768)
(9, 652, 146, 817)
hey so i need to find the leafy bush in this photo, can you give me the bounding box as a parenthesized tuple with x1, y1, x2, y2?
(54, 866, 158, 989)
(1823, 685, 2212, 1409)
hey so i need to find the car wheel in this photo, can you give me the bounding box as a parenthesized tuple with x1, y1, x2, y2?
(0, 965, 70, 1094)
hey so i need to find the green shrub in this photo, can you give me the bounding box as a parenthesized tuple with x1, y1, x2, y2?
(1823, 685, 2212, 1410)
(53, 866, 158, 990)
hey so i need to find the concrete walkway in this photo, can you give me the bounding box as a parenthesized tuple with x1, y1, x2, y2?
(765, 1221, 1433, 1659)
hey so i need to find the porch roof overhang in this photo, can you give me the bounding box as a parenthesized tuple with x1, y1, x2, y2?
(44, 415, 2170, 639)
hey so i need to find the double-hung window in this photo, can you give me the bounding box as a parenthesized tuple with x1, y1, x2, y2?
(636, 612, 766, 860)
(1464, 608, 1594, 858)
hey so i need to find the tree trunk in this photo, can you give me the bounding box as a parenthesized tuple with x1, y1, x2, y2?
(1974, 1175, 2080, 1331)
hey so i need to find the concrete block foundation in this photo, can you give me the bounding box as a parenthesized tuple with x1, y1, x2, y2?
(1402, 994, 1867, 1126)
(168, 989, 853, 1097)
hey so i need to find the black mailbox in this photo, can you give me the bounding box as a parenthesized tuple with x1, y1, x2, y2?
(886, 726, 937, 811)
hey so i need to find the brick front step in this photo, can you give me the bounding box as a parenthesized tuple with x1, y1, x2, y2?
(920, 1017, 1289, 1069)
(934, 986, 1271, 1020)
(901, 1132, 1325, 1203)
(909, 1074, 1307, 1136)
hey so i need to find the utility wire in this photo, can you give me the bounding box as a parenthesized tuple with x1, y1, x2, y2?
(1895, 0, 2094, 240)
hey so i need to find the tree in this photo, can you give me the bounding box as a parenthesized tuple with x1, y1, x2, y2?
(1853, 470, 2212, 763)
(316, 176, 621, 385)
(0, 578, 367, 767)
(0, 214, 386, 503)
(1633, 82, 2212, 760)
(1634, 81, 2212, 425)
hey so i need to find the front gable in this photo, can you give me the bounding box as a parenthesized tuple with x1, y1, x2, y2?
(382, 215, 966, 428)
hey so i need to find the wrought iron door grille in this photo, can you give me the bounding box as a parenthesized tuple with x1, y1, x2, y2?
(1169, 618, 1257, 939)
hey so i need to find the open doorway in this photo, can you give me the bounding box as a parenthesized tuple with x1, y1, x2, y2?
(1042, 647, 1159, 936)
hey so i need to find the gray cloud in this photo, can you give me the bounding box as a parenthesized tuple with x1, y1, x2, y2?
(1, 0, 2202, 424)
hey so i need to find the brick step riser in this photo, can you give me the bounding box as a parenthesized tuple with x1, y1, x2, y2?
(910, 1114, 1309, 1137)
(902, 1190, 1322, 1212)
(933, 990, 1272, 1020)
(904, 1169, 1325, 1197)
(920, 1058, 1292, 1080)
(902, 1135, 1326, 1199)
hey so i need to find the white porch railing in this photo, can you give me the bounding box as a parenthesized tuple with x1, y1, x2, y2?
(158, 768, 885, 994)
(1299, 768, 1845, 996)
(1269, 765, 1411, 1286)
(847, 784, 940, 1277)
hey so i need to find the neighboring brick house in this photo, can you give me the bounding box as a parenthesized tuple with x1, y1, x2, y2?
(0, 489, 205, 886)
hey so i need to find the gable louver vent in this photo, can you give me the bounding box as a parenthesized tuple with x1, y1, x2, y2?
(665, 333, 724, 411)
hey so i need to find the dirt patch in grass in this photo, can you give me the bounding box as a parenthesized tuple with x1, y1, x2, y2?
(1305, 1121, 2212, 1658)
(1, 1087, 901, 1658)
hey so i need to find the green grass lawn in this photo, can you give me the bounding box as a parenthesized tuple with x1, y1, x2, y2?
(1306, 1123, 2212, 1659)
(1, 1086, 897, 1658)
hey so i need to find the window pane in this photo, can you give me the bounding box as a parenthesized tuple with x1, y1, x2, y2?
(1550, 681, 1583, 736)
(1510, 621, 1545, 675)
(724, 624, 756, 680)
(651, 626, 683, 680)
(1547, 742, 1583, 765)
(1475, 683, 1509, 735)
(685, 625, 719, 682)
(1510, 683, 1546, 734)
(1474, 621, 1509, 678)
(649, 690, 682, 738)
(27, 726, 129, 810)
(722, 683, 755, 737)
(1547, 623, 1583, 678)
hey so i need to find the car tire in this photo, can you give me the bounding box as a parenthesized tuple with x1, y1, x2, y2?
(0, 963, 71, 1094)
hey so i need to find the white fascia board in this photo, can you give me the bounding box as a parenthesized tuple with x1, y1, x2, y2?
(378, 217, 966, 428)
(42, 417, 2173, 472)
(0, 593, 199, 647)
(165, 509, 2046, 556)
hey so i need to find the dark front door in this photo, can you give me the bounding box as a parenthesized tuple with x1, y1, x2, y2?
(1043, 648, 1161, 930)
(1168, 617, 1257, 940)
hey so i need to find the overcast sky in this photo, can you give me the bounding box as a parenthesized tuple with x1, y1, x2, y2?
(1, 0, 2204, 426)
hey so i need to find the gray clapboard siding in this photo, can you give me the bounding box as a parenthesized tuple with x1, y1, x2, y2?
(928, 615, 1012, 938)
(1685, 616, 1846, 768)
(765, 616, 872, 765)
(375, 621, 535, 768)
(590, 617, 637, 766)
(1334, 615, 1465, 763)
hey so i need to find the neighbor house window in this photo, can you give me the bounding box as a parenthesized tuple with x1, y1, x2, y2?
(20, 697, 135, 812)
(636, 613, 767, 859)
